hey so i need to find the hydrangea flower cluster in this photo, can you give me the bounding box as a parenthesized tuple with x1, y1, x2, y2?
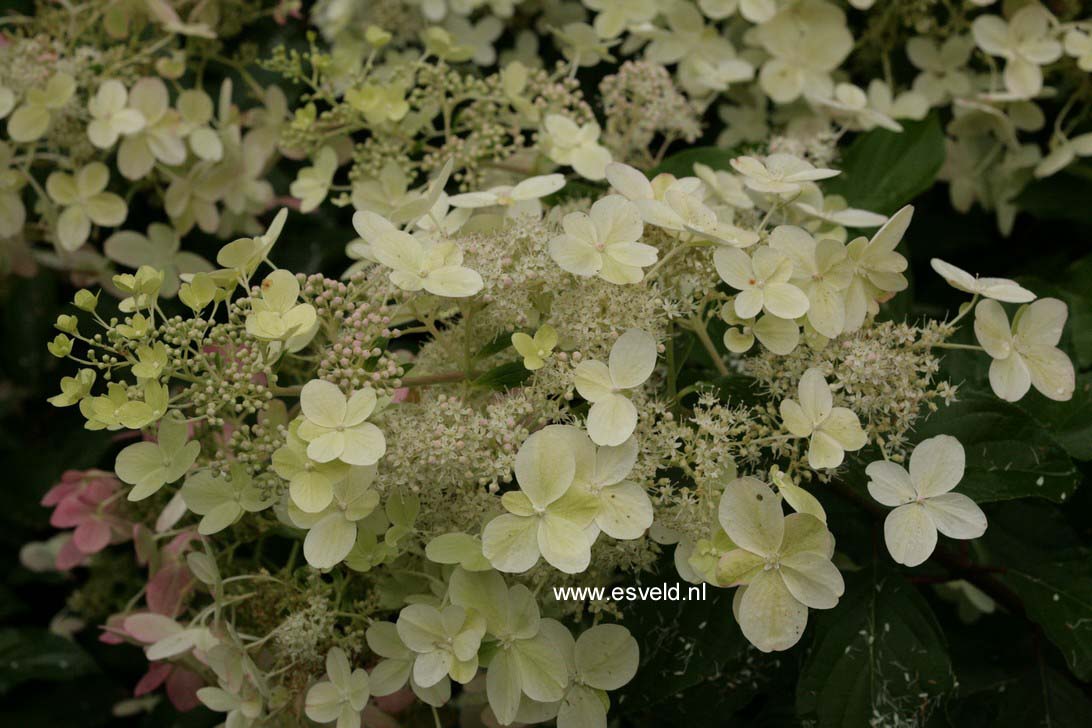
(6, 1, 1086, 727)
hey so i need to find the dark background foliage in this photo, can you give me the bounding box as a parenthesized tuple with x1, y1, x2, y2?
(1, 7, 1091, 725)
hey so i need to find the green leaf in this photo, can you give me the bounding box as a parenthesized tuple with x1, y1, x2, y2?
(616, 565, 773, 723)
(985, 504, 1092, 681)
(826, 113, 946, 215)
(650, 146, 738, 178)
(1015, 165, 1092, 226)
(1015, 374, 1092, 461)
(796, 567, 955, 727)
(913, 390, 1080, 503)
(1004, 561, 1092, 681)
(943, 664, 1092, 728)
(472, 361, 530, 390)
(0, 628, 98, 694)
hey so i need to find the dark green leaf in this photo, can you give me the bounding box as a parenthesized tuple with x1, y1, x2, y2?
(616, 565, 772, 723)
(826, 113, 946, 215)
(650, 146, 737, 178)
(796, 567, 955, 727)
(1015, 374, 1092, 461)
(985, 505, 1092, 681)
(914, 390, 1080, 503)
(1015, 165, 1092, 226)
(0, 628, 99, 694)
(471, 361, 530, 389)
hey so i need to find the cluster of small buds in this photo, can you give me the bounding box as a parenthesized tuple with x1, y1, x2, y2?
(186, 318, 273, 427)
(600, 60, 703, 165)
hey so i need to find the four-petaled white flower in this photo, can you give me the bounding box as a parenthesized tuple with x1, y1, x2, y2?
(714, 246, 811, 321)
(396, 603, 487, 687)
(87, 80, 146, 149)
(290, 146, 338, 213)
(716, 477, 844, 652)
(974, 297, 1074, 402)
(972, 4, 1062, 98)
(753, 0, 854, 103)
(448, 173, 565, 219)
(540, 114, 613, 181)
(573, 328, 657, 446)
(779, 368, 867, 469)
(245, 270, 318, 347)
(730, 154, 840, 196)
(512, 324, 558, 370)
(481, 427, 599, 573)
(352, 210, 483, 297)
(298, 379, 387, 466)
(930, 258, 1035, 303)
(867, 435, 987, 567)
(305, 647, 370, 728)
(549, 195, 657, 284)
(46, 162, 128, 251)
(769, 225, 852, 338)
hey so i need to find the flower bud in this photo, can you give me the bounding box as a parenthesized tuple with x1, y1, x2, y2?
(55, 314, 78, 334)
(74, 289, 98, 312)
(47, 334, 72, 358)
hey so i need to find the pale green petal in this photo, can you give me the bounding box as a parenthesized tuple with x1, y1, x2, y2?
(340, 423, 386, 466)
(922, 493, 987, 540)
(487, 649, 522, 725)
(304, 513, 358, 569)
(865, 461, 915, 506)
(304, 681, 343, 723)
(413, 650, 453, 688)
(717, 477, 783, 557)
(716, 549, 765, 586)
(607, 329, 656, 389)
(797, 368, 832, 424)
(587, 394, 638, 447)
(482, 514, 540, 573)
(779, 552, 844, 609)
(511, 633, 567, 702)
(538, 514, 591, 574)
(515, 428, 576, 508)
(557, 685, 607, 728)
(909, 434, 964, 498)
(989, 353, 1031, 403)
(574, 624, 638, 691)
(779, 399, 813, 438)
(573, 360, 614, 402)
(736, 569, 808, 652)
(884, 503, 937, 567)
(370, 658, 411, 696)
(290, 472, 334, 513)
(596, 482, 653, 540)
(302, 379, 347, 429)
(424, 265, 483, 297)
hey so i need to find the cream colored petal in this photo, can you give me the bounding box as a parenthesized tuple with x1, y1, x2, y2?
(482, 514, 540, 573)
(736, 569, 808, 652)
(884, 503, 937, 567)
(866, 461, 915, 506)
(717, 477, 784, 556)
(923, 493, 987, 540)
(587, 394, 638, 447)
(608, 328, 657, 389)
(779, 552, 844, 609)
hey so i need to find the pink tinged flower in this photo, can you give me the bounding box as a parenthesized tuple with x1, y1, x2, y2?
(134, 663, 203, 712)
(134, 662, 172, 696)
(390, 387, 410, 404)
(55, 535, 90, 571)
(99, 614, 127, 644)
(165, 667, 204, 711)
(147, 563, 194, 616)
